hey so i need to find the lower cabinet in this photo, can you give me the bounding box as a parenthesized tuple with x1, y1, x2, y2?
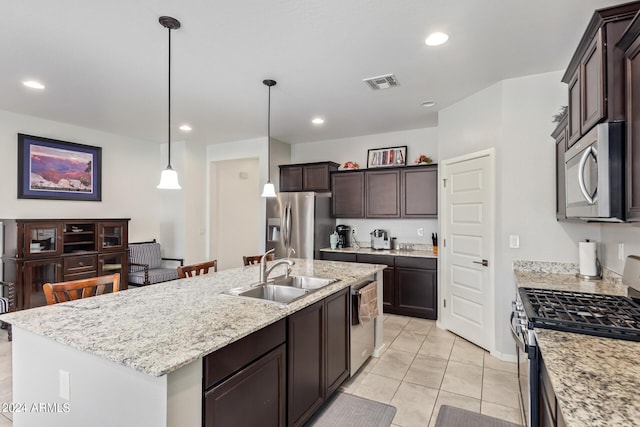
(203, 289, 350, 427)
(539, 353, 566, 427)
(288, 287, 349, 427)
(203, 320, 287, 427)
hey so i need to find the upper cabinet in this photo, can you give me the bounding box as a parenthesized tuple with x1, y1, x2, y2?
(562, 2, 640, 148)
(619, 11, 640, 221)
(331, 164, 437, 218)
(552, 112, 568, 221)
(279, 162, 339, 192)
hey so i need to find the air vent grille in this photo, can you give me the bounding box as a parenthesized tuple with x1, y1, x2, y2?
(363, 73, 399, 90)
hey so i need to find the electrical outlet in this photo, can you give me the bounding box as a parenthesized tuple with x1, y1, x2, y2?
(417, 228, 424, 237)
(59, 370, 70, 401)
(509, 235, 520, 249)
(619, 243, 625, 261)
(351, 227, 357, 236)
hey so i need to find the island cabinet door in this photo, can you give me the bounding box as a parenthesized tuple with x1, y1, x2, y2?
(288, 299, 325, 427)
(325, 287, 350, 397)
(204, 344, 286, 427)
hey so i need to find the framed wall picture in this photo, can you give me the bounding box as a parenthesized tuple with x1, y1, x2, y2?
(17, 133, 102, 201)
(367, 146, 407, 168)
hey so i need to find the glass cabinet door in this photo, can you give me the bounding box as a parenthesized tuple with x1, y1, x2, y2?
(98, 222, 128, 251)
(23, 259, 62, 309)
(98, 253, 128, 290)
(24, 222, 63, 257)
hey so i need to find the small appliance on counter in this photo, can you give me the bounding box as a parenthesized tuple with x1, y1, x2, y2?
(370, 229, 391, 250)
(335, 225, 351, 248)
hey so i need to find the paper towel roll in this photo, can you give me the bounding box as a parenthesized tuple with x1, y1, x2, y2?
(579, 241, 598, 277)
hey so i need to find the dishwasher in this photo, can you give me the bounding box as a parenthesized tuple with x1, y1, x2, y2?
(350, 279, 377, 376)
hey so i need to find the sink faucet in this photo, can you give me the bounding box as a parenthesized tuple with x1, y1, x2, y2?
(259, 248, 295, 283)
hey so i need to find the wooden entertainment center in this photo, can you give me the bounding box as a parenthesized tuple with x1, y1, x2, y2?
(1, 218, 129, 310)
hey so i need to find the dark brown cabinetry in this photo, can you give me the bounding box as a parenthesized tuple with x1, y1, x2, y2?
(279, 162, 339, 192)
(203, 320, 286, 427)
(552, 113, 568, 220)
(1, 218, 130, 310)
(331, 164, 437, 218)
(539, 353, 566, 427)
(331, 171, 365, 218)
(562, 3, 639, 148)
(620, 12, 640, 222)
(402, 166, 438, 217)
(288, 287, 349, 427)
(365, 169, 401, 218)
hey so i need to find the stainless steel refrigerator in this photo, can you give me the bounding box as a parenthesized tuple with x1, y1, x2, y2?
(266, 192, 335, 259)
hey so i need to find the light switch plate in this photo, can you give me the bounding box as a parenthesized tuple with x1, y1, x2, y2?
(509, 235, 520, 249)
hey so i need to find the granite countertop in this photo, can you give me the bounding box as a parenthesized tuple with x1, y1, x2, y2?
(513, 261, 638, 427)
(320, 246, 437, 258)
(1, 259, 385, 377)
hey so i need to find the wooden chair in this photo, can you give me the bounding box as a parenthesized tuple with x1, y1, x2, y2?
(177, 260, 218, 278)
(0, 281, 16, 341)
(43, 273, 120, 305)
(243, 253, 274, 266)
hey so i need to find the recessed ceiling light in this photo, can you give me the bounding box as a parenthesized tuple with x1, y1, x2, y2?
(421, 101, 437, 108)
(425, 32, 449, 46)
(312, 118, 325, 125)
(179, 124, 192, 132)
(23, 80, 45, 90)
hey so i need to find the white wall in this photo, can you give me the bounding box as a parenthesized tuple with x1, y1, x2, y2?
(600, 223, 640, 274)
(438, 71, 599, 357)
(291, 128, 439, 244)
(0, 109, 162, 242)
(206, 137, 291, 258)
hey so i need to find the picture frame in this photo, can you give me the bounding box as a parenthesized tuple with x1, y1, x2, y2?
(17, 133, 102, 201)
(367, 145, 407, 168)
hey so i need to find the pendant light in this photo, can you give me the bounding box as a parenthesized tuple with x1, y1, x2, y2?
(261, 79, 277, 198)
(157, 16, 182, 190)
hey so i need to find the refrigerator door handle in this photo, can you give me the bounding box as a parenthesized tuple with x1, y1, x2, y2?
(285, 203, 292, 248)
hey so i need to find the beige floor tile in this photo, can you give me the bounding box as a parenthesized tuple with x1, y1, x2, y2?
(428, 326, 456, 339)
(390, 381, 438, 427)
(339, 371, 366, 394)
(440, 360, 483, 399)
(403, 355, 447, 389)
(403, 318, 435, 334)
(370, 348, 415, 380)
(484, 352, 518, 374)
(0, 414, 10, 426)
(418, 334, 454, 360)
(482, 368, 520, 409)
(384, 314, 411, 329)
(361, 355, 378, 373)
(352, 372, 401, 404)
(449, 337, 485, 367)
(428, 390, 481, 427)
(481, 401, 523, 425)
(389, 330, 427, 354)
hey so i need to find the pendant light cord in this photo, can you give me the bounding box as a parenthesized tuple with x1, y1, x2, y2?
(267, 84, 271, 182)
(167, 26, 172, 168)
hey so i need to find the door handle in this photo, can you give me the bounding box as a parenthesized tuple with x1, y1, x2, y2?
(578, 145, 597, 205)
(473, 259, 489, 267)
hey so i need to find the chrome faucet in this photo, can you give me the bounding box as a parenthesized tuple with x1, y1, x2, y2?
(259, 248, 295, 283)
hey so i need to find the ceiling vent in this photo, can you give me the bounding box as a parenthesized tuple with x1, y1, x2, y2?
(363, 73, 399, 90)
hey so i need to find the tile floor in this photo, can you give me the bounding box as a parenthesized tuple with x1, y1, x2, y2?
(0, 316, 521, 427)
(340, 314, 522, 427)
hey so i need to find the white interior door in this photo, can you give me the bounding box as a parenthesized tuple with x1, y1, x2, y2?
(440, 149, 495, 352)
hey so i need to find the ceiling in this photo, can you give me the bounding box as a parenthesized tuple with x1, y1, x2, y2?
(1, 0, 625, 145)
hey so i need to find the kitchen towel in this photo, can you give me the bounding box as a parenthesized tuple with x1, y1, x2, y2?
(357, 282, 379, 324)
(579, 240, 598, 277)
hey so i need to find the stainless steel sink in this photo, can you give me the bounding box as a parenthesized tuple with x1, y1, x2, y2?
(226, 275, 337, 304)
(228, 284, 308, 304)
(271, 275, 337, 290)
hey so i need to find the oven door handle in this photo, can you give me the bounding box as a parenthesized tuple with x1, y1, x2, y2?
(510, 311, 527, 351)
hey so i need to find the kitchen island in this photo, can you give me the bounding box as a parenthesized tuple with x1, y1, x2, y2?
(2, 258, 386, 427)
(514, 262, 640, 427)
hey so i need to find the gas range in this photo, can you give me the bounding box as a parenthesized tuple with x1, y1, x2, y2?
(518, 287, 640, 342)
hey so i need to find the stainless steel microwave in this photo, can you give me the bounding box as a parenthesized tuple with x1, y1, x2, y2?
(564, 121, 625, 222)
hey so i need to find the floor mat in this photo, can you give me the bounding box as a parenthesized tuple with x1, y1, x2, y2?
(305, 392, 396, 427)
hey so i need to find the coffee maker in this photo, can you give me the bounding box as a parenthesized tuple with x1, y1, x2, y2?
(335, 225, 351, 248)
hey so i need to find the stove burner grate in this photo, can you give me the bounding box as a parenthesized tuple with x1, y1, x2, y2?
(519, 287, 640, 342)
